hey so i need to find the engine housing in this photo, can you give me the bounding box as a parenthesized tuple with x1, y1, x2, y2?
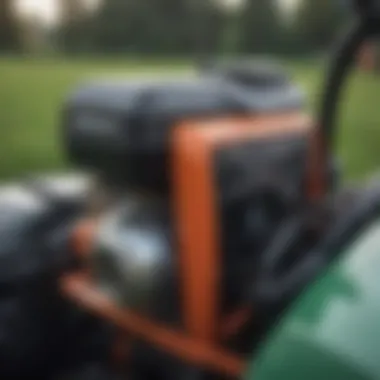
(63, 62, 305, 193)
(92, 195, 176, 319)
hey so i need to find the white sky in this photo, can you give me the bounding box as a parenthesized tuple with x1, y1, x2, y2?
(16, 0, 100, 24)
(16, 0, 57, 24)
(16, 0, 299, 25)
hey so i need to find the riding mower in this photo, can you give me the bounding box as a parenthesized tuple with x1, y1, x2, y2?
(0, 1, 380, 379)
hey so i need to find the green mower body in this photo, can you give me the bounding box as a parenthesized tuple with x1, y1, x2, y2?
(245, 218, 380, 380)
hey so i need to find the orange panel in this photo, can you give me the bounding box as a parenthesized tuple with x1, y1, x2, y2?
(171, 112, 311, 344)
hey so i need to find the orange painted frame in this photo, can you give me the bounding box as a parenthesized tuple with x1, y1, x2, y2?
(60, 273, 245, 377)
(60, 113, 311, 378)
(172, 112, 311, 345)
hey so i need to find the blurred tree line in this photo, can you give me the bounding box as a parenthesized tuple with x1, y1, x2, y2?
(0, 0, 351, 57)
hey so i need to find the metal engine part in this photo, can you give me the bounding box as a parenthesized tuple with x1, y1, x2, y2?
(91, 196, 172, 313)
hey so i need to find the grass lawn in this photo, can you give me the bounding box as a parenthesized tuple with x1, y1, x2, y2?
(0, 56, 379, 181)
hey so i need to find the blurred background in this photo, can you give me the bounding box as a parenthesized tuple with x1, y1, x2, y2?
(0, 0, 379, 182)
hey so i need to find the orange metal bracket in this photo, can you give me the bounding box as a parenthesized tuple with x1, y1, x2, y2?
(172, 113, 311, 346)
(60, 273, 245, 378)
(62, 113, 311, 378)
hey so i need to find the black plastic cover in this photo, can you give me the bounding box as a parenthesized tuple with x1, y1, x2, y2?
(63, 64, 305, 192)
(0, 177, 115, 378)
(212, 133, 339, 314)
(0, 174, 90, 284)
(212, 134, 307, 310)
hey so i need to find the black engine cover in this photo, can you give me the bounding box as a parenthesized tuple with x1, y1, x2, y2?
(213, 134, 339, 314)
(63, 63, 304, 193)
(0, 177, 114, 379)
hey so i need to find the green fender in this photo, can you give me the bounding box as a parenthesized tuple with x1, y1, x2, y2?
(245, 219, 380, 380)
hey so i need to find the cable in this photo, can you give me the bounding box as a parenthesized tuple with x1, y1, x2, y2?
(309, 14, 379, 201)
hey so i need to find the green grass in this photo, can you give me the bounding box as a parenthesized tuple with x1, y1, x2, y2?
(0, 56, 380, 181)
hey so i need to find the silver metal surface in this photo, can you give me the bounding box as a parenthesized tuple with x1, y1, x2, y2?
(92, 197, 171, 311)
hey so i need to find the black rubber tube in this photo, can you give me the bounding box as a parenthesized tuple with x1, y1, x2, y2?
(316, 15, 379, 192)
(252, 13, 380, 310)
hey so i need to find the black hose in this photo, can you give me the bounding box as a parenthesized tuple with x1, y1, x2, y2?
(316, 14, 379, 191)
(252, 10, 380, 311)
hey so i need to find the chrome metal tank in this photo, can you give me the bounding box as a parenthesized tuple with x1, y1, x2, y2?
(91, 195, 172, 314)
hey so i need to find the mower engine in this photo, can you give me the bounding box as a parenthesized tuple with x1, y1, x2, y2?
(62, 62, 337, 379)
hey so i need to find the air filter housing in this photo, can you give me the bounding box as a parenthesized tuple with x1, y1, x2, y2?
(63, 63, 305, 193)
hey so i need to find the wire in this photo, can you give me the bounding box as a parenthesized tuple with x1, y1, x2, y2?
(309, 15, 378, 201)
